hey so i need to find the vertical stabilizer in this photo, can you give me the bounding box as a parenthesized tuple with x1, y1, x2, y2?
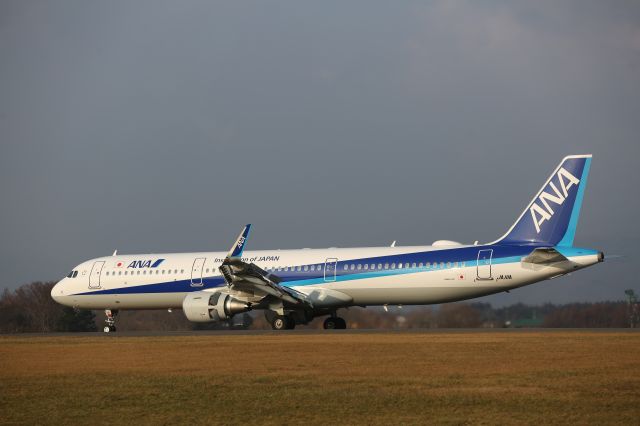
(492, 155, 592, 246)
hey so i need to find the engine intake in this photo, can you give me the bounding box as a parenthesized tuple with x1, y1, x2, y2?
(182, 291, 251, 323)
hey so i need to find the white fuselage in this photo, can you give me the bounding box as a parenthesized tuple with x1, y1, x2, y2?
(51, 244, 601, 311)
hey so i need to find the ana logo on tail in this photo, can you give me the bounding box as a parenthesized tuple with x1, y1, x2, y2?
(530, 167, 580, 233)
(236, 236, 246, 250)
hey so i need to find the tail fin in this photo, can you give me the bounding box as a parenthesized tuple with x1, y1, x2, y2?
(493, 154, 592, 246)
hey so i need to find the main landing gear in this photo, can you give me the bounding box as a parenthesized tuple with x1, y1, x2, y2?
(323, 316, 346, 329)
(267, 311, 347, 330)
(271, 314, 296, 330)
(103, 309, 119, 333)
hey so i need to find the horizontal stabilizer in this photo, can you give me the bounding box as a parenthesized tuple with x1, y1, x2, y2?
(522, 247, 569, 264)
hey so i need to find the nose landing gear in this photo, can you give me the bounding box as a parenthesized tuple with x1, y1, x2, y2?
(103, 309, 119, 333)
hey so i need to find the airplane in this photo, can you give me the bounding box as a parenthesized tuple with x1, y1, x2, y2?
(51, 154, 603, 332)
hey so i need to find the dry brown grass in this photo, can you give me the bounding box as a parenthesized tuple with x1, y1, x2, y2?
(1, 331, 639, 425)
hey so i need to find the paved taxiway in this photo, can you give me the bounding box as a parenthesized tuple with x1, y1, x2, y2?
(5, 327, 638, 338)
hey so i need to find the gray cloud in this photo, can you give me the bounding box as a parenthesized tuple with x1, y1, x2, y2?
(1, 1, 638, 305)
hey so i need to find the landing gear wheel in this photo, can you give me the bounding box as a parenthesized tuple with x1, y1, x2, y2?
(103, 325, 116, 333)
(324, 316, 346, 329)
(285, 315, 296, 330)
(271, 315, 294, 330)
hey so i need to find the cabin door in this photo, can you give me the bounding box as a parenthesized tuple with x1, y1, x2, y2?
(89, 261, 105, 289)
(324, 258, 338, 282)
(476, 249, 493, 280)
(191, 257, 206, 287)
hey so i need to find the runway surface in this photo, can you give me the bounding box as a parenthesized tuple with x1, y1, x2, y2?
(5, 327, 639, 338)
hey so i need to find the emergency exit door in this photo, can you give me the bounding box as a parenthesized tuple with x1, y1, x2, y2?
(476, 249, 493, 280)
(324, 258, 338, 282)
(191, 257, 206, 287)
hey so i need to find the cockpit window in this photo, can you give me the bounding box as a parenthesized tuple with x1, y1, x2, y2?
(73, 271, 78, 278)
(67, 271, 73, 278)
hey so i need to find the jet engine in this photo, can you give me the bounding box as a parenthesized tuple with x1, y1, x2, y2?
(182, 291, 251, 323)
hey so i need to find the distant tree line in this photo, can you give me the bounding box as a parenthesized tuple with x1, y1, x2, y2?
(0, 282, 96, 333)
(0, 281, 632, 333)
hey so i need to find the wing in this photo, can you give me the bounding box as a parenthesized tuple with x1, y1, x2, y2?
(521, 247, 569, 264)
(219, 225, 310, 307)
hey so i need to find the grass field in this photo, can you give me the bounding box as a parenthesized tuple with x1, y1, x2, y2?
(1, 331, 639, 425)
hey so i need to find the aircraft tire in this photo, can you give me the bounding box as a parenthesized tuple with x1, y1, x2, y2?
(271, 315, 289, 330)
(286, 315, 296, 330)
(323, 317, 337, 329)
(324, 316, 346, 329)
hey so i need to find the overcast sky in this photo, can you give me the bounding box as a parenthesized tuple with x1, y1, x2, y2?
(1, 1, 639, 305)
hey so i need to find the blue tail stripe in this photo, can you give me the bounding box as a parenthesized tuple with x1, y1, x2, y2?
(557, 157, 591, 247)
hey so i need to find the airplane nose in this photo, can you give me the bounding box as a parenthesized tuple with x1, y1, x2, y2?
(51, 280, 64, 303)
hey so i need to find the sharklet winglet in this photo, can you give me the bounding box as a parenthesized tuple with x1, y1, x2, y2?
(226, 224, 252, 260)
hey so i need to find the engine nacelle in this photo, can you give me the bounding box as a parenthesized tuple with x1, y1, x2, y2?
(182, 291, 251, 323)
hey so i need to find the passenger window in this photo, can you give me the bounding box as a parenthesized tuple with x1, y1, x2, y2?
(440, 262, 444, 268)
(174, 269, 178, 274)
(391, 263, 396, 269)
(343, 265, 348, 271)
(363, 264, 368, 270)
(462, 262, 466, 267)
(304, 265, 309, 272)
(384, 263, 389, 269)
(398, 263, 403, 269)
(426, 262, 431, 269)
(454, 262, 458, 268)
(419, 263, 423, 268)
(446, 262, 451, 268)
(137, 270, 140, 275)
(378, 263, 383, 270)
